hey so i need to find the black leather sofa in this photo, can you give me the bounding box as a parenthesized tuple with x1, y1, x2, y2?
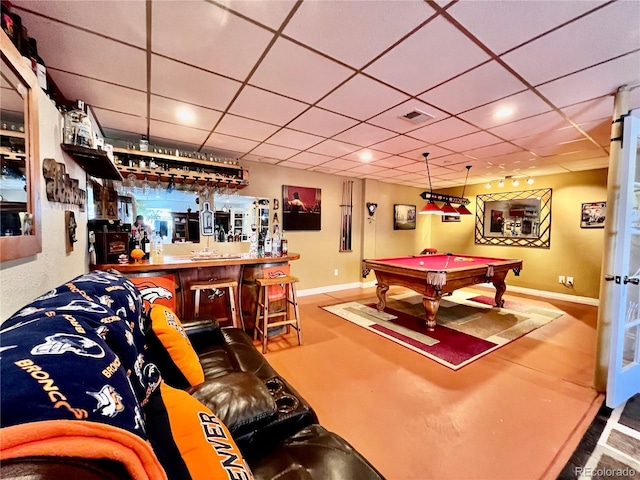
(1, 275, 384, 480)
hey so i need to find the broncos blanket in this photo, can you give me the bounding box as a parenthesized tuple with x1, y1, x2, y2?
(0, 270, 166, 480)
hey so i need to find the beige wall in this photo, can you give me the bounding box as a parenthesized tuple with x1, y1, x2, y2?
(0, 88, 88, 321)
(429, 168, 608, 299)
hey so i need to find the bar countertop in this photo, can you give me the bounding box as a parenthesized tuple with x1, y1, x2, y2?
(91, 252, 300, 273)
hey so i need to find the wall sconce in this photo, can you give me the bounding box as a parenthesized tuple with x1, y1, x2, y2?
(366, 202, 378, 222)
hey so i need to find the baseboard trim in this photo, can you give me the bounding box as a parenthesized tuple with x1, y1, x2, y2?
(298, 281, 600, 306)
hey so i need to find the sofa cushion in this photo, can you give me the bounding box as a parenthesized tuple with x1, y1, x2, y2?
(144, 381, 253, 480)
(190, 371, 277, 438)
(146, 305, 204, 389)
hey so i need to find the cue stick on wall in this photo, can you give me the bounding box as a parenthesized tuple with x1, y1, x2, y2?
(340, 180, 353, 252)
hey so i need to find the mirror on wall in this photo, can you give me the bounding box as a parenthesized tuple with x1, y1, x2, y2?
(475, 188, 552, 248)
(1, 36, 41, 262)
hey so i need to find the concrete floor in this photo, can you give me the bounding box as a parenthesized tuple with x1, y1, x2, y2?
(257, 285, 603, 480)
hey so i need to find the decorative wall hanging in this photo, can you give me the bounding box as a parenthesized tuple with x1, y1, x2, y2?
(394, 204, 416, 230)
(475, 188, 552, 248)
(442, 215, 461, 223)
(65, 210, 77, 253)
(580, 202, 606, 228)
(339, 181, 354, 251)
(282, 185, 321, 231)
(366, 202, 378, 224)
(42, 158, 86, 210)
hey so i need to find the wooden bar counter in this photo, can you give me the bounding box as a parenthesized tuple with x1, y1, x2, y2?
(92, 252, 300, 331)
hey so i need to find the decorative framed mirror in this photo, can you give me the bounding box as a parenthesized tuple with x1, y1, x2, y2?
(1, 31, 42, 261)
(475, 188, 552, 248)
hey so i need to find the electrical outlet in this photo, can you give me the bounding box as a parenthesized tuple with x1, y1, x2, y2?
(566, 277, 574, 286)
(559, 275, 565, 284)
(334, 269, 339, 276)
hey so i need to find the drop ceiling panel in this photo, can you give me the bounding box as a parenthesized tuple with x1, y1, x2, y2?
(419, 61, 527, 114)
(449, 1, 606, 55)
(151, 55, 241, 111)
(151, 1, 274, 81)
(536, 52, 640, 109)
(364, 16, 490, 95)
(225, 0, 297, 30)
(308, 139, 361, 157)
(559, 157, 609, 171)
(369, 135, 427, 155)
(372, 156, 417, 168)
(204, 132, 260, 153)
(248, 143, 299, 160)
(150, 120, 210, 147)
(531, 138, 601, 157)
(317, 74, 410, 120)
(249, 38, 354, 103)
(345, 164, 388, 175)
(438, 131, 503, 152)
(578, 119, 611, 147)
(16, 13, 146, 90)
(214, 114, 281, 142)
(265, 128, 325, 150)
(320, 158, 362, 170)
(285, 151, 333, 166)
(367, 100, 447, 133)
(402, 145, 454, 160)
(502, 1, 640, 86)
(463, 142, 523, 160)
(561, 96, 614, 124)
(407, 117, 479, 144)
(333, 123, 397, 147)
(287, 107, 359, 137)
(342, 149, 391, 163)
(93, 109, 147, 137)
(283, 0, 434, 69)
(512, 127, 586, 150)
(458, 90, 552, 129)
(487, 110, 571, 140)
(277, 160, 312, 170)
(229, 85, 309, 126)
(150, 96, 222, 131)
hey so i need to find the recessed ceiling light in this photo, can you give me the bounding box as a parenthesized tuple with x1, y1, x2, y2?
(494, 106, 514, 119)
(360, 151, 373, 162)
(176, 107, 196, 124)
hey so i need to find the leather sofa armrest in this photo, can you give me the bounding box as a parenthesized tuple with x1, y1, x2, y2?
(183, 318, 223, 353)
(0, 456, 134, 480)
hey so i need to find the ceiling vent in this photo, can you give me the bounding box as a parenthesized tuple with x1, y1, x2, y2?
(400, 108, 435, 124)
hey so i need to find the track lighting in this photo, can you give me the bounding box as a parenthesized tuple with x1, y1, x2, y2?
(527, 177, 534, 185)
(498, 179, 505, 188)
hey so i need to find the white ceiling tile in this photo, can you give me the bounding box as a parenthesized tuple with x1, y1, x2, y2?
(537, 52, 640, 108)
(265, 128, 325, 150)
(512, 127, 586, 150)
(277, 160, 312, 170)
(462, 142, 523, 160)
(250, 38, 354, 103)
(49, 71, 146, 117)
(320, 158, 362, 170)
(561, 96, 614, 124)
(15, 0, 147, 48)
(229, 85, 309, 125)
(438, 131, 503, 152)
(482, 151, 539, 166)
(432, 154, 479, 168)
(283, 0, 434, 69)
(364, 16, 490, 95)
(372, 156, 417, 168)
(93, 109, 147, 138)
(420, 61, 527, 114)
(558, 157, 609, 171)
(367, 99, 448, 133)
(309, 166, 342, 175)
(402, 145, 454, 160)
(502, 1, 640, 86)
(215, 114, 281, 142)
(448, 0, 605, 55)
(458, 90, 552, 129)
(150, 120, 209, 147)
(151, 55, 241, 111)
(545, 149, 608, 164)
(225, 0, 297, 30)
(342, 149, 391, 163)
(578, 119, 611, 147)
(152, 1, 274, 81)
(285, 151, 333, 166)
(16, 14, 146, 90)
(407, 117, 479, 143)
(344, 164, 388, 175)
(150, 96, 222, 131)
(249, 143, 299, 160)
(333, 123, 397, 147)
(487, 111, 571, 140)
(287, 107, 358, 137)
(204, 132, 260, 154)
(308, 139, 361, 157)
(530, 138, 602, 157)
(369, 135, 426, 155)
(317, 74, 409, 120)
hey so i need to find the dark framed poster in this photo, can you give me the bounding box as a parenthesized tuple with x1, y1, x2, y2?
(282, 185, 321, 231)
(394, 204, 416, 230)
(581, 202, 606, 228)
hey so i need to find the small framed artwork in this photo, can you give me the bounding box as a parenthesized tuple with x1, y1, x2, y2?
(282, 185, 321, 231)
(581, 202, 606, 228)
(442, 215, 461, 223)
(394, 204, 416, 230)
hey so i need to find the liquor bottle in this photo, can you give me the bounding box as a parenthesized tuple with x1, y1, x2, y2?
(141, 231, 150, 260)
(2, 2, 14, 44)
(27, 37, 47, 92)
(249, 224, 258, 257)
(129, 228, 138, 259)
(151, 231, 163, 262)
(281, 230, 288, 255)
(264, 229, 272, 256)
(200, 202, 214, 236)
(272, 224, 281, 256)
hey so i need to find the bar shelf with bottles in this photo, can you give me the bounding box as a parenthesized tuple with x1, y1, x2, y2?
(111, 143, 250, 189)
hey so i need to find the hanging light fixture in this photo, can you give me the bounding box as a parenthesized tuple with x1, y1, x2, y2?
(456, 165, 473, 215)
(419, 152, 444, 215)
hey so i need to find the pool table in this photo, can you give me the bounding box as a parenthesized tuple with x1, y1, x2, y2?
(362, 254, 523, 330)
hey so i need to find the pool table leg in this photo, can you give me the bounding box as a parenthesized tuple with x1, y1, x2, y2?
(422, 296, 440, 331)
(493, 278, 507, 307)
(375, 283, 389, 311)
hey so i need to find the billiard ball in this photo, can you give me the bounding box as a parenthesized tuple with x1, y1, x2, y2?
(419, 261, 424, 265)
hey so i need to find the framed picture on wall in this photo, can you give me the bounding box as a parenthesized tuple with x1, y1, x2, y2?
(581, 202, 606, 228)
(442, 215, 461, 223)
(394, 204, 416, 230)
(282, 185, 321, 231)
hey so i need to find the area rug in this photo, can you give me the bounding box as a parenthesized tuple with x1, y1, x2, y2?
(321, 290, 564, 370)
(558, 394, 639, 479)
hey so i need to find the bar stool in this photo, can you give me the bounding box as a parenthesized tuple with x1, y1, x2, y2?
(190, 279, 240, 328)
(254, 275, 302, 354)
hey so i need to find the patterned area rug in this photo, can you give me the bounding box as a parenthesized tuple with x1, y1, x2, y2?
(321, 290, 564, 370)
(558, 394, 640, 479)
